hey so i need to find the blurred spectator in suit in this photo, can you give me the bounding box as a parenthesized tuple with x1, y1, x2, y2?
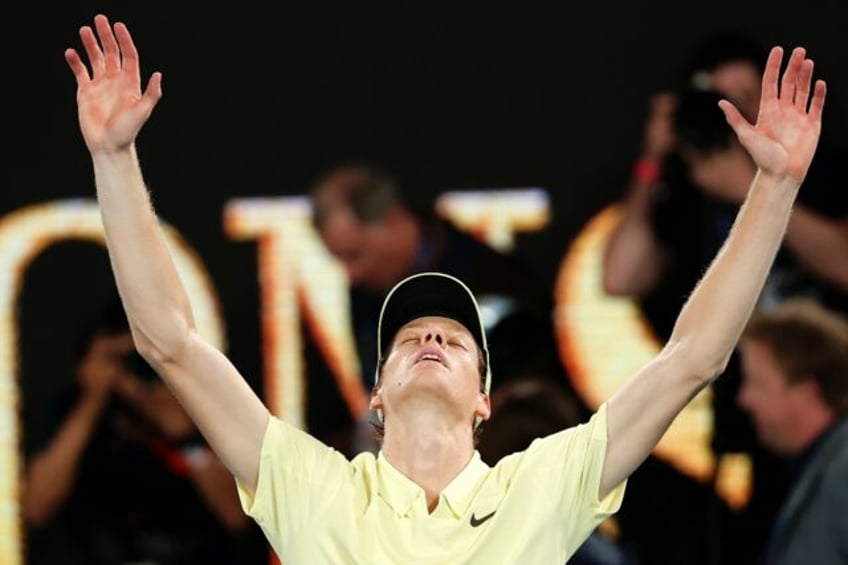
(736, 298, 848, 564)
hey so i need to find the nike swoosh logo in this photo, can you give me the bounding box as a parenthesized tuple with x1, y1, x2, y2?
(470, 510, 496, 527)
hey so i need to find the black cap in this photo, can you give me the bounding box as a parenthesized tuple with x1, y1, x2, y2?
(376, 272, 491, 393)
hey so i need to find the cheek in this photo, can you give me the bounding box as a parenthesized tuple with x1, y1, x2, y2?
(739, 383, 768, 412)
(461, 355, 484, 392)
(749, 392, 785, 425)
(380, 355, 404, 385)
(380, 347, 423, 387)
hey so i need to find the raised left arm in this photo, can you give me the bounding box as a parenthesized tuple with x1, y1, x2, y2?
(599, 45, 826, 498)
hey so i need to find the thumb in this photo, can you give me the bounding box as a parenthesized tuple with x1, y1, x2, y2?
(134, 71, 163, 124)
(718, 99, 751, 139)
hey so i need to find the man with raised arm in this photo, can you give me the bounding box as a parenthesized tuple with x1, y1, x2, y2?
(65, 14, 825, 564)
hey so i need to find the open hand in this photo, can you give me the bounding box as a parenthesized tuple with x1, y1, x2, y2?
(719, 46, 826, 183)
(65, 14, 162, 154)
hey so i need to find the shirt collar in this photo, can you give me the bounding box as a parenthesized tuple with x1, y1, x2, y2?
(440, 451, 490, 518)
(376, 450, 490, 518)
(376, 451, 423, 517)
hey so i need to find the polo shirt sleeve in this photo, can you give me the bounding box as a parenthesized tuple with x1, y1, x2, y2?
(576, 402, 626, 514)
(235, 415, 351, 550)
(510, 401, 626, 549)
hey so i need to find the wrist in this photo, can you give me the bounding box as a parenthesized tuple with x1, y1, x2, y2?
(632, 157, 663, 185)
(79, 387, 110, 414)
(747, 170, 801, 210)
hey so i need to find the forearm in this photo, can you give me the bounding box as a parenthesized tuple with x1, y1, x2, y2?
(669, 170, 799, 376)
(603, 181, 668, 296)
(784, 205, 848, 290)
(23, 394, 106, 525)
(92, 147, 195, 360)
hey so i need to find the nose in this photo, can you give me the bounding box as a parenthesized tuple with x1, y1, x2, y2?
(423, 330, 445, 347)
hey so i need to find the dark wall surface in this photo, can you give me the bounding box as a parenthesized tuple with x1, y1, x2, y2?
(9, 2, 847, 272)
(8, 1, 846, 413)
(9, 0, 848, 450)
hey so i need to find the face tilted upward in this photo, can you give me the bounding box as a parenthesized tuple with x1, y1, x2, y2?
(372, 316, 490, 428)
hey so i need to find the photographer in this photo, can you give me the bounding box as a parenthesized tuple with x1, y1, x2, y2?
(22, 298, 262, 565)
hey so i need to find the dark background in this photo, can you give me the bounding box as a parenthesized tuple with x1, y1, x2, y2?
(5, 2, 847, 561)
(10, 0, 848, 468)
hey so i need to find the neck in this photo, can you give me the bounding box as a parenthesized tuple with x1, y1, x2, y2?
(791, 407, 835, 455)
(380, 410, 475, 512)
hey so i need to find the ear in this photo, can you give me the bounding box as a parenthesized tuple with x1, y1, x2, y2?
(369, 385, 383, 412)
(475, 392, 492, 422)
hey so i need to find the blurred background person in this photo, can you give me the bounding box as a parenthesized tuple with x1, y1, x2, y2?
(23, 297, 265, 565)
(736, 298, 848, 564)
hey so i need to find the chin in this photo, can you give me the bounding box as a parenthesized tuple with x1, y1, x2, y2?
(759, 432, 791, 457)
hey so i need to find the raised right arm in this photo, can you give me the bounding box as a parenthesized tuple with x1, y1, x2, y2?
(601, 171, 670, 296)
(65, 14, 269, 490)
(602, 92, 677, 297)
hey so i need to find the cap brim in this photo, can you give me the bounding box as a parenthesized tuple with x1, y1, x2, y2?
(377, 272, 488, 367)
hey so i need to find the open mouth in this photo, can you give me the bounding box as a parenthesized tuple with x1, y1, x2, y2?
(416, 350, 446, 366)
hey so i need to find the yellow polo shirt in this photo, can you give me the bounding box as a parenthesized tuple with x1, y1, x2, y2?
(237, 402, 626, 564)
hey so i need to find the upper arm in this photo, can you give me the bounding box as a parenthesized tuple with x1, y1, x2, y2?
(599, 345, 709, 498)
(149, 331, 270, 491)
